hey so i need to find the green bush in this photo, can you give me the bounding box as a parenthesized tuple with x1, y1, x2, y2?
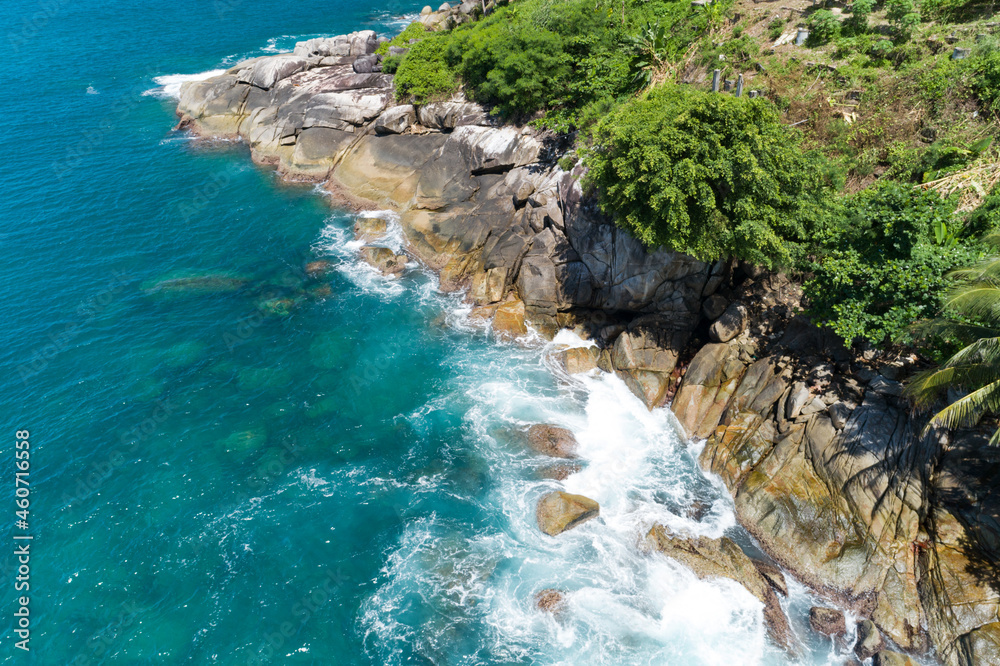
(843, 0, 875, 35)
(585, 85, 831, 267)
(393, 33, 459, 102)
(885, 0, 921, 40)
(805, 182, 982, 345)
(806, 10, 842, 46)
(970, 45, 1000, 113)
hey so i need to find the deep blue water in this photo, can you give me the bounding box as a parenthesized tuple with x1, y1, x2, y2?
(1, 2, 850, 664)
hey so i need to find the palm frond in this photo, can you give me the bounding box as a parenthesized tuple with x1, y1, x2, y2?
(928, 379, 1000, 431)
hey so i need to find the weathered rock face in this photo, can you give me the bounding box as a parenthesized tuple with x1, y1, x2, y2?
(536, 491, 599, 536)
(671, 322, 1000, 666)
(645, 525, 795, 653)
(557, 346, 599, 374)
(176, 35, 715, 365)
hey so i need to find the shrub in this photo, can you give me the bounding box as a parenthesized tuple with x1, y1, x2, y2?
(805, 183, 981, 346)
(970, 44, 1000, 114)
(843, 0, 875, 35)
(806, 10, 842, 46)
(585, 85, 831, 267)
(885, 0, 921, 40)
(393, 33, 459, 103)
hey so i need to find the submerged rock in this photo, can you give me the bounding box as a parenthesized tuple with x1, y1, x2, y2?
(535, 462, 583, 481)
(525, 424, 579, 459)
(536, 492, 599, 536)
(359, 246, 407, 275)
(143, 273, 247, 296)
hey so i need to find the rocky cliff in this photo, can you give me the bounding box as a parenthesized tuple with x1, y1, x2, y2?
(174, 22, 1000, 665)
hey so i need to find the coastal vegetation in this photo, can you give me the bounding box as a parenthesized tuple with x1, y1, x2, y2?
(387, 0, 1000, 431)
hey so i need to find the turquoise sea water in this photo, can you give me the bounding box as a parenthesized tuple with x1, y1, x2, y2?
(2, 1, 856, 664)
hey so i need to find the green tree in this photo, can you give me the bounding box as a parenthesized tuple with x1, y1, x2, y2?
(585, 84, 830, 267)
(909, 237, 1000, 444)
(886, 0, 921, 39)
(805, 183, 980, 346)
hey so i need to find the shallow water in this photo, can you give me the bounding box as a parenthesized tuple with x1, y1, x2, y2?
(2, 1, 859, 663)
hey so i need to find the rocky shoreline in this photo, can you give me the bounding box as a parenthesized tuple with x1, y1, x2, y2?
(173, 16, 1000, 666)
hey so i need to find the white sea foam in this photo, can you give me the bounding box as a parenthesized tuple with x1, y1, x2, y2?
(312, 212, 410, 299)
(86, 85, 99, 95)
(145, 69, 227, 99)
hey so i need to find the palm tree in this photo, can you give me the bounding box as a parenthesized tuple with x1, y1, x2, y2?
(908, 233, 1000, 444)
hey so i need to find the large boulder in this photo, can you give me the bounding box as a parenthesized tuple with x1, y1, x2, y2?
(557, 347, 600, 374)
(809, 607, 847, 637)
(374, 105, 416, 135)
(417, 101, 489, 130)
(856, 619, 887, 661)
(236, 55, 309, 90)
(709, 302, 749, 343)
(671, 342, 748, 439)
(492, 299, 528, 341)
(645, 525, 795, 653)
(537, 492, 599, 536)
(611, 315, 690, 409)
(359, 246, 407, 275)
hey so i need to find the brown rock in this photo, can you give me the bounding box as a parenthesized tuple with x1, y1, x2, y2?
(359, 246, 407, 275)
(809, 606, 847, 637)
(873, 651, 918, 666)
(671, 342, 748, 439)
(470, 266, 507, 304)
(645, 525, 796, 654)
(856, 619, 886, 661)
(535, 588, 566, 614)
(536, 492, 599, 536)
(611, 316, 690, 409)
(353, 216, 389, 241)
(525, 424, 579, 459)
(492, 299, 528, 340)
(558, 347, 600, 374)
(709, 302, 748, 343)
(753, 560, 788, 597)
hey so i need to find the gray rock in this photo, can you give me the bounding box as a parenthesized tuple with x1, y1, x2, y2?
(388, 46, 409, 56)
(869, 376, 903, 396)
(829, 401, 851, 429)
(421, 5, 433, 14)
(709, 302, 748, 343)
(236, 55, 309, 90)
(438, 2, 452, 10)
(374, 105, 416, 135)
(459, 0, 479, 14)
(799, 397, 827, 417)
(352, 54, 380, 74)
(513, 181, 535, 207)
(786, 381, 810, 419)
(417, 101, 489, 130)
(702, 293, 729, 320)
(855, 619, 886, 661)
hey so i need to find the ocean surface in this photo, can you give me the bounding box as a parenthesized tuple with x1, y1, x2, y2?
(1, 1, 855, 663)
